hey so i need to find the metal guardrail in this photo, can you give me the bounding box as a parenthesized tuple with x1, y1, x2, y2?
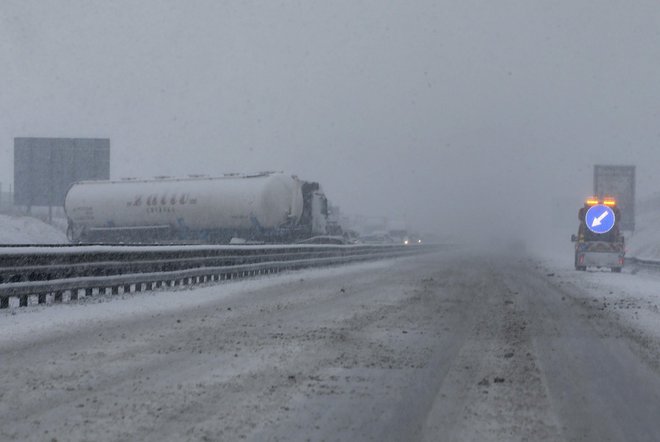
(625, 256, 660, 268)
(0, 249, 364, 283)
(0, 244, 435, 308)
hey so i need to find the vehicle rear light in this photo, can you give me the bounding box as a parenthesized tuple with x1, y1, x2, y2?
(579, 255, 585, 264)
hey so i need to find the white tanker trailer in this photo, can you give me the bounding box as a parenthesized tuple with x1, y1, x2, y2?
(64, 172, 329, 243)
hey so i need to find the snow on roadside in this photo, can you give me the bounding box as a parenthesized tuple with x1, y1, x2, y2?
(536, 255, 660, 362)
(628, 194, 660, 260)
(565, 268, 660, 336)
(0, 257, 401, 345)
(0, 214, 67, 244)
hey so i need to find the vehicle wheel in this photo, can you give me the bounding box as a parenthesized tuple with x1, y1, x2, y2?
(611, 267, 622, 273)
(576, 266, 587, 271)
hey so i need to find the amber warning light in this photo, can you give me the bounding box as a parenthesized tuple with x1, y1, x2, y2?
(585, 197, 616, 207)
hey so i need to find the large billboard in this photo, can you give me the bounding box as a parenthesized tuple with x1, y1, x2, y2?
(593, 165, 635, 231)
(14, 138, 110, 207)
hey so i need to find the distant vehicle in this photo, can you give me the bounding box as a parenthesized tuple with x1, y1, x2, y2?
(64, 172, 334, 244)
(403, 235, 422, 245)
(387, 220, 408, 244)
(571, 197, 625, 272)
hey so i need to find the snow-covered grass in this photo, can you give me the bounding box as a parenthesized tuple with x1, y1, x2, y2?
(0, 214, 67, 244)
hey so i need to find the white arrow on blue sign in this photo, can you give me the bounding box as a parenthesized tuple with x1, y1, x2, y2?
(585, 204, 616, 234)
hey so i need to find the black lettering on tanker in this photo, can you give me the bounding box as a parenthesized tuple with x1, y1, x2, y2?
(140, 193, 191, 213)
(126, 196, 143, 207)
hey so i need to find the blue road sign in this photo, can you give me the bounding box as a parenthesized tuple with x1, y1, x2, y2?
(585, 204, 616, 234)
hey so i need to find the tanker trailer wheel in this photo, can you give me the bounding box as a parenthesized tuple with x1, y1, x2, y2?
(611, 267, 622, 273)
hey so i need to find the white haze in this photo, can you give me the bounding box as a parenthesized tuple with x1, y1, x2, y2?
(1, 1, 660, 245)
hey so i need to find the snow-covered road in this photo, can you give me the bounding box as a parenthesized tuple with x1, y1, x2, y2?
(2, 251, 660, 441)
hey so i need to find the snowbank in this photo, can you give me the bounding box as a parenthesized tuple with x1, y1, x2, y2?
(627, 194, 660, 260)
(0, 214, 68, 244)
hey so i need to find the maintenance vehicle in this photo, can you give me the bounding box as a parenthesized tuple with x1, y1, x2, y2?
(571, 197, 625, 272)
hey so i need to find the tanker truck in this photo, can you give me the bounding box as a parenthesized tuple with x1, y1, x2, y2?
(64, 172, 330, 244)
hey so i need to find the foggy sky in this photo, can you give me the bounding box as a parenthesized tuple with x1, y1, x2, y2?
(2, 0, 660, 239)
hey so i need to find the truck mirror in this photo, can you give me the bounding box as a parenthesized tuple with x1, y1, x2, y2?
(570, 234, 577, 242)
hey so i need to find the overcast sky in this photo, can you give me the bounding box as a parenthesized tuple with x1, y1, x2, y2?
(1, 0, 660, 239)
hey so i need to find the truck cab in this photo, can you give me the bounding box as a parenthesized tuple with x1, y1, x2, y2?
(572, 197, 625, 272)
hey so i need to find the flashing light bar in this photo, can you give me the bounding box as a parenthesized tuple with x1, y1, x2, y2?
(585, 197, 617, 206)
